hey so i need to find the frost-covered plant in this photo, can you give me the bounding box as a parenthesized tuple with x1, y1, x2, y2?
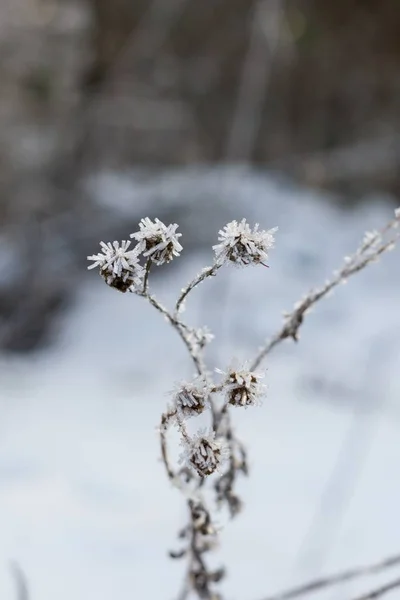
(213, 219, 277, 267)
(180, 429, 228, 478)
(217, 363, 267, 408)
(131, 217, 182, 265)
(172, 376, 211, 420)
(87, 210, 400, 600)
(87, 240, 143, 292)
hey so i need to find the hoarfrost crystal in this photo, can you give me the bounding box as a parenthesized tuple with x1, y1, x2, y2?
(213, 218, 277, 267)
(180, 430, 228, 477)
(218, 364, 266, 407)
(87, 240, 144, 292)
(131, 217, 183, 266)
(187, 326, 214, 352)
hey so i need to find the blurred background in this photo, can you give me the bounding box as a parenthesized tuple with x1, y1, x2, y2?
(0, 1, 400, 599)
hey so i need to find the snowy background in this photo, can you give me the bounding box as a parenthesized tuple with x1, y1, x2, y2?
(0, 168, 399, 600)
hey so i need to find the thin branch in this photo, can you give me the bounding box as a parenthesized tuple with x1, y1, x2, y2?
(143, 258, 152, 294)
(137, 290, 203, 376)
(350, 577, 400, 600)
(251, 210, 400, 370)
(175, 265, 221, 317)
(160, 410, 177, 480)
(260, 553, 400, 600)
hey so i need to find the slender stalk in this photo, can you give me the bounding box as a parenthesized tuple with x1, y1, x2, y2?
(260, 553, 400, 600)
(251, 213, 400, 370)
(160, 411, 177, 480)
(350, 577, 400, 600)
(175, 264, 221, 317)
(143, 258, 152, 294)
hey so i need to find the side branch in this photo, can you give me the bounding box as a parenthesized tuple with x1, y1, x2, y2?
(175, 264, 221, 317)
(260, 553, 400, 600)
(351, 577, 400, 600)
(251, 210, 400, 370)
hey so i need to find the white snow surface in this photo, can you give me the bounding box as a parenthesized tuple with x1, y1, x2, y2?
(1, 168, 400, 600)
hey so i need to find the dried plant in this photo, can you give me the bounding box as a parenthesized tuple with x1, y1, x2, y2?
(87, 208, 400, 600)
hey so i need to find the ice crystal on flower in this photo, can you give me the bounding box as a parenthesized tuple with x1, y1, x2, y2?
(87, 240, 143, 292)
(172, 376, 210, 419)
(213, 219, 277, 267)
(131, 217, 182, 266)
(218, 364, 266, 408)
(180, 430, 228, 477)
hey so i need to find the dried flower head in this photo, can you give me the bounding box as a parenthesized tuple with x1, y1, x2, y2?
(180, 430, 228, 478)
(131, 217, 182, 266)
(218, 364, 266, 408)
(87, 240, 144, 292)
(213, 219, 277, 267)
(173, 376, 210, 420)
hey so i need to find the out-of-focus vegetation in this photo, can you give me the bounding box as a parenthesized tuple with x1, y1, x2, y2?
(0, 0, 399, 352)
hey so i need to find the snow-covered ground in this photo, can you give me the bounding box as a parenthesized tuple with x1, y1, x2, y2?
(0, 169, 399, 600)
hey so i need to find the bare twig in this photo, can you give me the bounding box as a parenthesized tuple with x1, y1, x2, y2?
(260, 553, 400, 600)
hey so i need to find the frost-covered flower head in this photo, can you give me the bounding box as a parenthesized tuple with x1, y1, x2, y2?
(131, 217, 182, 266)
(217, 363, 266, 408)
(87, 240, 144, 292)
(213, 219, 277, 267)
(172, 376, 210, 420)
(180, 430, 228, 478)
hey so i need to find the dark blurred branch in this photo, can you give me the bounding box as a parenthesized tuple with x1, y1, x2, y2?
(260, 553, 400, 600)
(9, 563, 29, 600)
(350, 577, 400, 600)
(225, 0, 286, 160)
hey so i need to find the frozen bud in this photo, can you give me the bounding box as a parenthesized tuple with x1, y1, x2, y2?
(87, 240, 143, 292)
(180, 430, 228, 478)
(213, 218, 277, 267)
(173, 376, 210, 419)
(131, 217, 182, 266)
(218, 364, 266, 408)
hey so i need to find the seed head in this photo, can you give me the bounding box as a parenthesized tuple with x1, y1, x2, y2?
(87, 240, 143, 292)
(218, 364, 266, 408)
(173, 376, 210, 420)
(180, 430, 228, 478)
(213, 219, 277, 267)
(131, 217, 182, 266)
